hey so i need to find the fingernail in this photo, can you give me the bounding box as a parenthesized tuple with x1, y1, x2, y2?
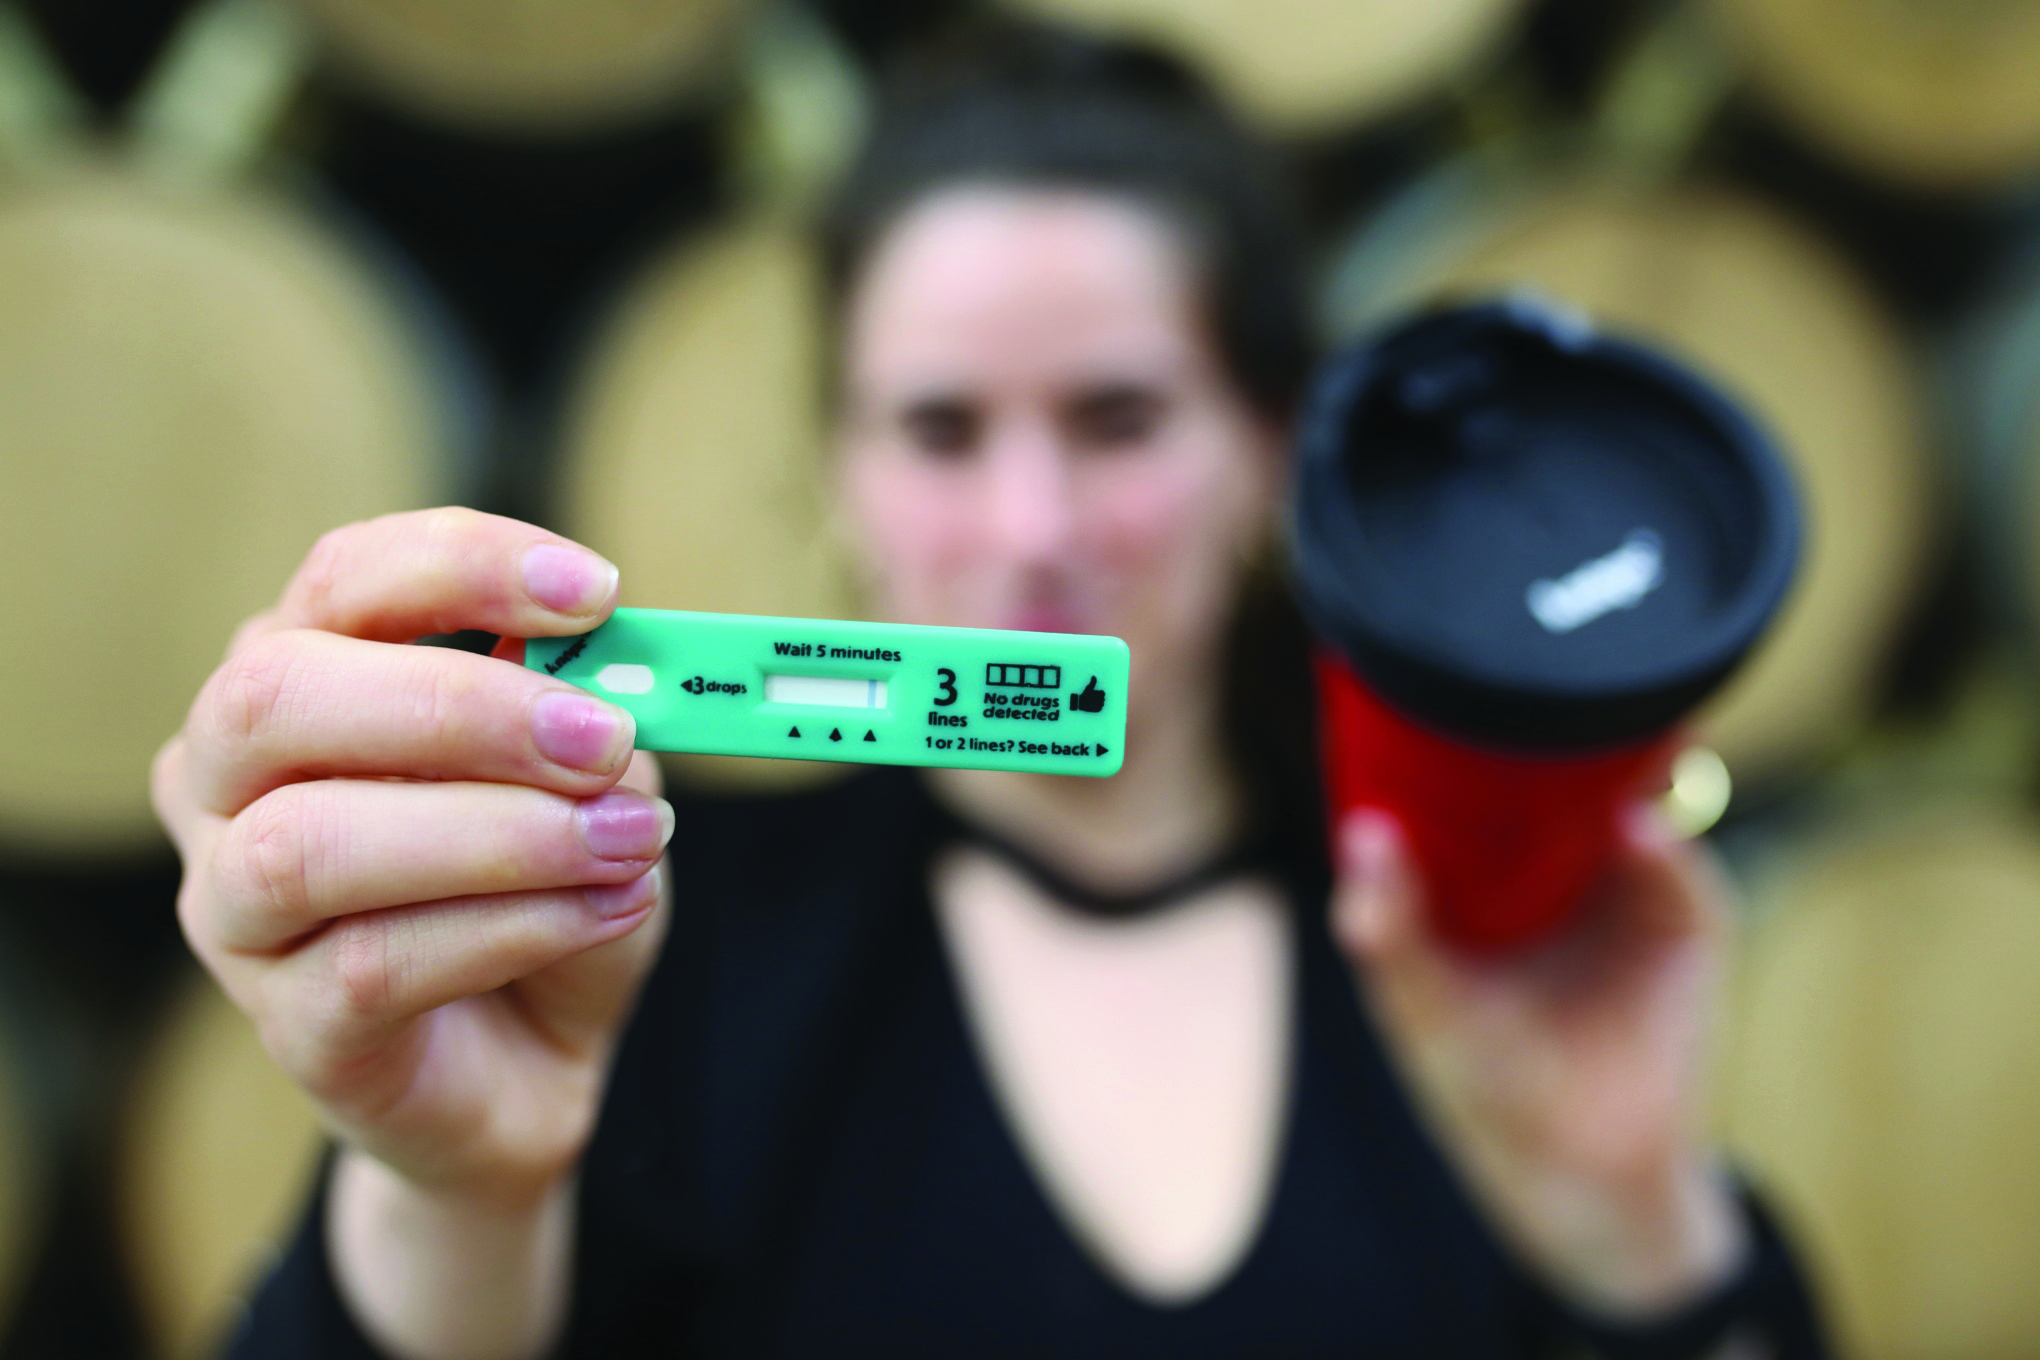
(532, 691, 633, 773)
(522, 544, 618, 616)
(586, 863, 660, 920)
(576, 792, 675, 862)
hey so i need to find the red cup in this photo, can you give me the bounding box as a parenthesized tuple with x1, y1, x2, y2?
(1315, 651, 1680, 952)
(1292, 301, 1799, 953)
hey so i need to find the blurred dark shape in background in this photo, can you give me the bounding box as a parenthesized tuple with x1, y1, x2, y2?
(5, 0, 2040, 1356)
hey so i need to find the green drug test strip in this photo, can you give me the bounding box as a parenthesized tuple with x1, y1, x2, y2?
(526, 608, 1129, 777)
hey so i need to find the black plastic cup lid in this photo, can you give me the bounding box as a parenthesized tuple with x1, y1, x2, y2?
(1293, 297, 1801, 754)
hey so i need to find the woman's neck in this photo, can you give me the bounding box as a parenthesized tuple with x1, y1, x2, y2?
(928, 671, 1241, 892)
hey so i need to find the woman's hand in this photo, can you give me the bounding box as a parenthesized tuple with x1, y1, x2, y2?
(152, 508, 671, 1358)
(1332, 805, 1746, 1319)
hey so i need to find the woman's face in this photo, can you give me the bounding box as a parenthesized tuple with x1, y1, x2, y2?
(837, 188, 1281, 697)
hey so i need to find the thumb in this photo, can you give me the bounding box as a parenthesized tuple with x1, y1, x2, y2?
(512, 752, 670, 1049)
(511, 867, 670, 1052)
(1330, 808, 1425, 968)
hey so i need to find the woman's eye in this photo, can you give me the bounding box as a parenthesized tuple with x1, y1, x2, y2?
(1067, 388, 1165, 450)
(902, 400, 981, 457)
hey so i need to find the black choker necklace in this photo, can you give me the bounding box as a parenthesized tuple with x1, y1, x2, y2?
(951, 816, 1273, 920)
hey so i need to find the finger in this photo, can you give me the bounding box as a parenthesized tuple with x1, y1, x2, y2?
(265, 869, 664, 1068)
(225, 607, 287, 661)
(151, 735, 219, 857)
(505, 749, 667, 1050)
(204, 780, 674, 954)
(1330, 808, 1483, 1038)
(1330, 808, 1426, 967)
(185, 629, 637, 816)
(273, 507, 619, 643)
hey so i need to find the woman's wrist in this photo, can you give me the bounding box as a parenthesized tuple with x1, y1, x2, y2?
(328, 1147, 578, 1360)
(1491, 1151, 1749, 1320)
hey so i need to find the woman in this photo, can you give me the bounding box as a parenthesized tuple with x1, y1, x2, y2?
(152, 30, 1827, 1359)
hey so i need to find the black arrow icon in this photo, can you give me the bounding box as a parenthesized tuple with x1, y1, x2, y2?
(863, 730, 876, 742)
(1070, 676, 1106, 713)
(829, 728, 842, 742)
(1097, 743, 1109, 757)
(788, 726, 801, 738)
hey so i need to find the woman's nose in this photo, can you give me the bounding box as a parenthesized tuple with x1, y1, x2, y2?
(981, 424, 1076, 563)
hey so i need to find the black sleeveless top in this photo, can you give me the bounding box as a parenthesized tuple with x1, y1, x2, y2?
(231, 768, 1828, 1359)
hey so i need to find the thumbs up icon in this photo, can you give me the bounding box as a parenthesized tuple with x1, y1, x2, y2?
(1070, 676, 1107, 713)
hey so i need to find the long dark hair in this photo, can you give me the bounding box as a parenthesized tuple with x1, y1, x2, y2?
(820, 22, 1325, 864)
